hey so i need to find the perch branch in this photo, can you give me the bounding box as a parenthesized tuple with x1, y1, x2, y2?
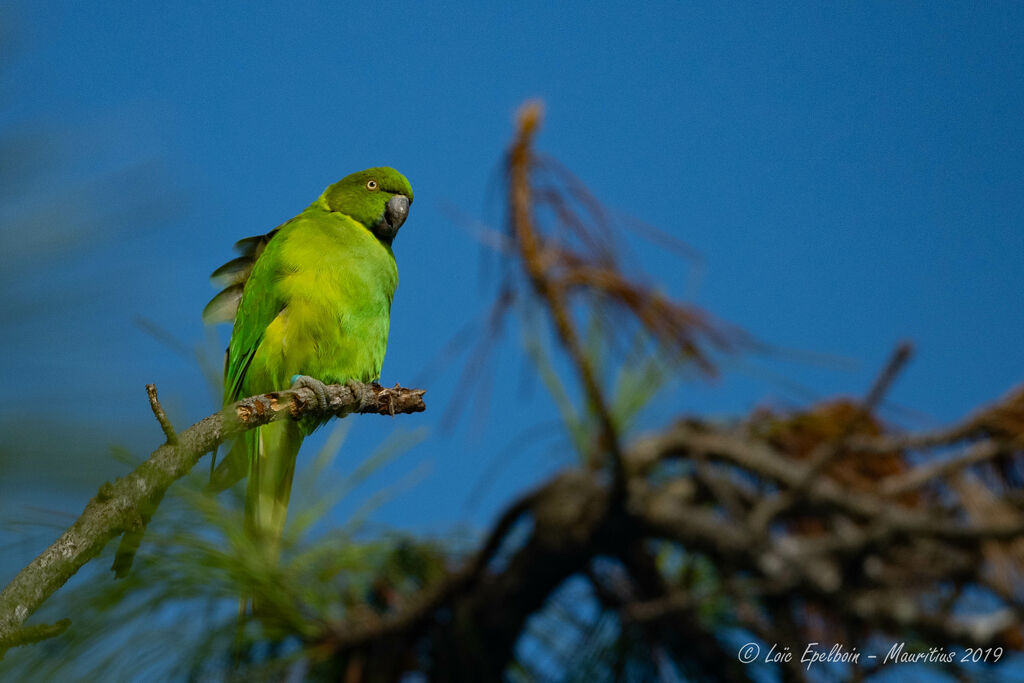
(0, 380, 426, 655)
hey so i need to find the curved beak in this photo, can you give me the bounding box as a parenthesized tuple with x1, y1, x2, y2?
(380, 194, 410, 240)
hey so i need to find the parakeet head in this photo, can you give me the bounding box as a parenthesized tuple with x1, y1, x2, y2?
(323, 167, 414, 244)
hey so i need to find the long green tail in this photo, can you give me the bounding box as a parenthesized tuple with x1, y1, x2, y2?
(227, 420, 302, 635)
(241, 419, 302, 561)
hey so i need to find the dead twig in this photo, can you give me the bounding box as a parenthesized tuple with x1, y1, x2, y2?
(146, 383, 178, 444)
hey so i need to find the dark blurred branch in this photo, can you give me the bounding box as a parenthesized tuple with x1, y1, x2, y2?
(749, 342, 914, 531)
(881, 440, 1007, 497)
(0, 380, 425, 656)
(309, 386, 1024, 679)
(801, 341, 913, 480)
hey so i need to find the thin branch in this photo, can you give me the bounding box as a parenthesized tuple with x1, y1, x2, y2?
(846, 383, 1024, 454)
(146, 383, 178, 444)
(881, 440, 1007, 497)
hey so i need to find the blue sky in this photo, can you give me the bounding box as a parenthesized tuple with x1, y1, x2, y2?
(2, 0, 1024, 619)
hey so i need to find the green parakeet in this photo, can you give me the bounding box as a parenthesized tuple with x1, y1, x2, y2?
(203, 167, 413, 555)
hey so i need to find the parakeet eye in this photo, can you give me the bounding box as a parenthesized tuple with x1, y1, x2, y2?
(366, 180, 378, 191)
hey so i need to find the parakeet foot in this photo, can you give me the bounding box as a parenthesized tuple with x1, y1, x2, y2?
(343, 378, 374, 410)
(290, 374, 330, 412)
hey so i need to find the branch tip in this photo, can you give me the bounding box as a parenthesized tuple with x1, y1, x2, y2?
(146, 383, 178, 445)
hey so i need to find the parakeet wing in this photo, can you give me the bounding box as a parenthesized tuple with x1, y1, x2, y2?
(201, 221, 286, 326)
(203, 220, 297, 401)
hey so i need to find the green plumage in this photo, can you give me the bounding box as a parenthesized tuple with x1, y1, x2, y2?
(205, 167, 413, 555)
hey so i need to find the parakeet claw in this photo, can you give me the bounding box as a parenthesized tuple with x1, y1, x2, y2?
(290, 374, 330, 412)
